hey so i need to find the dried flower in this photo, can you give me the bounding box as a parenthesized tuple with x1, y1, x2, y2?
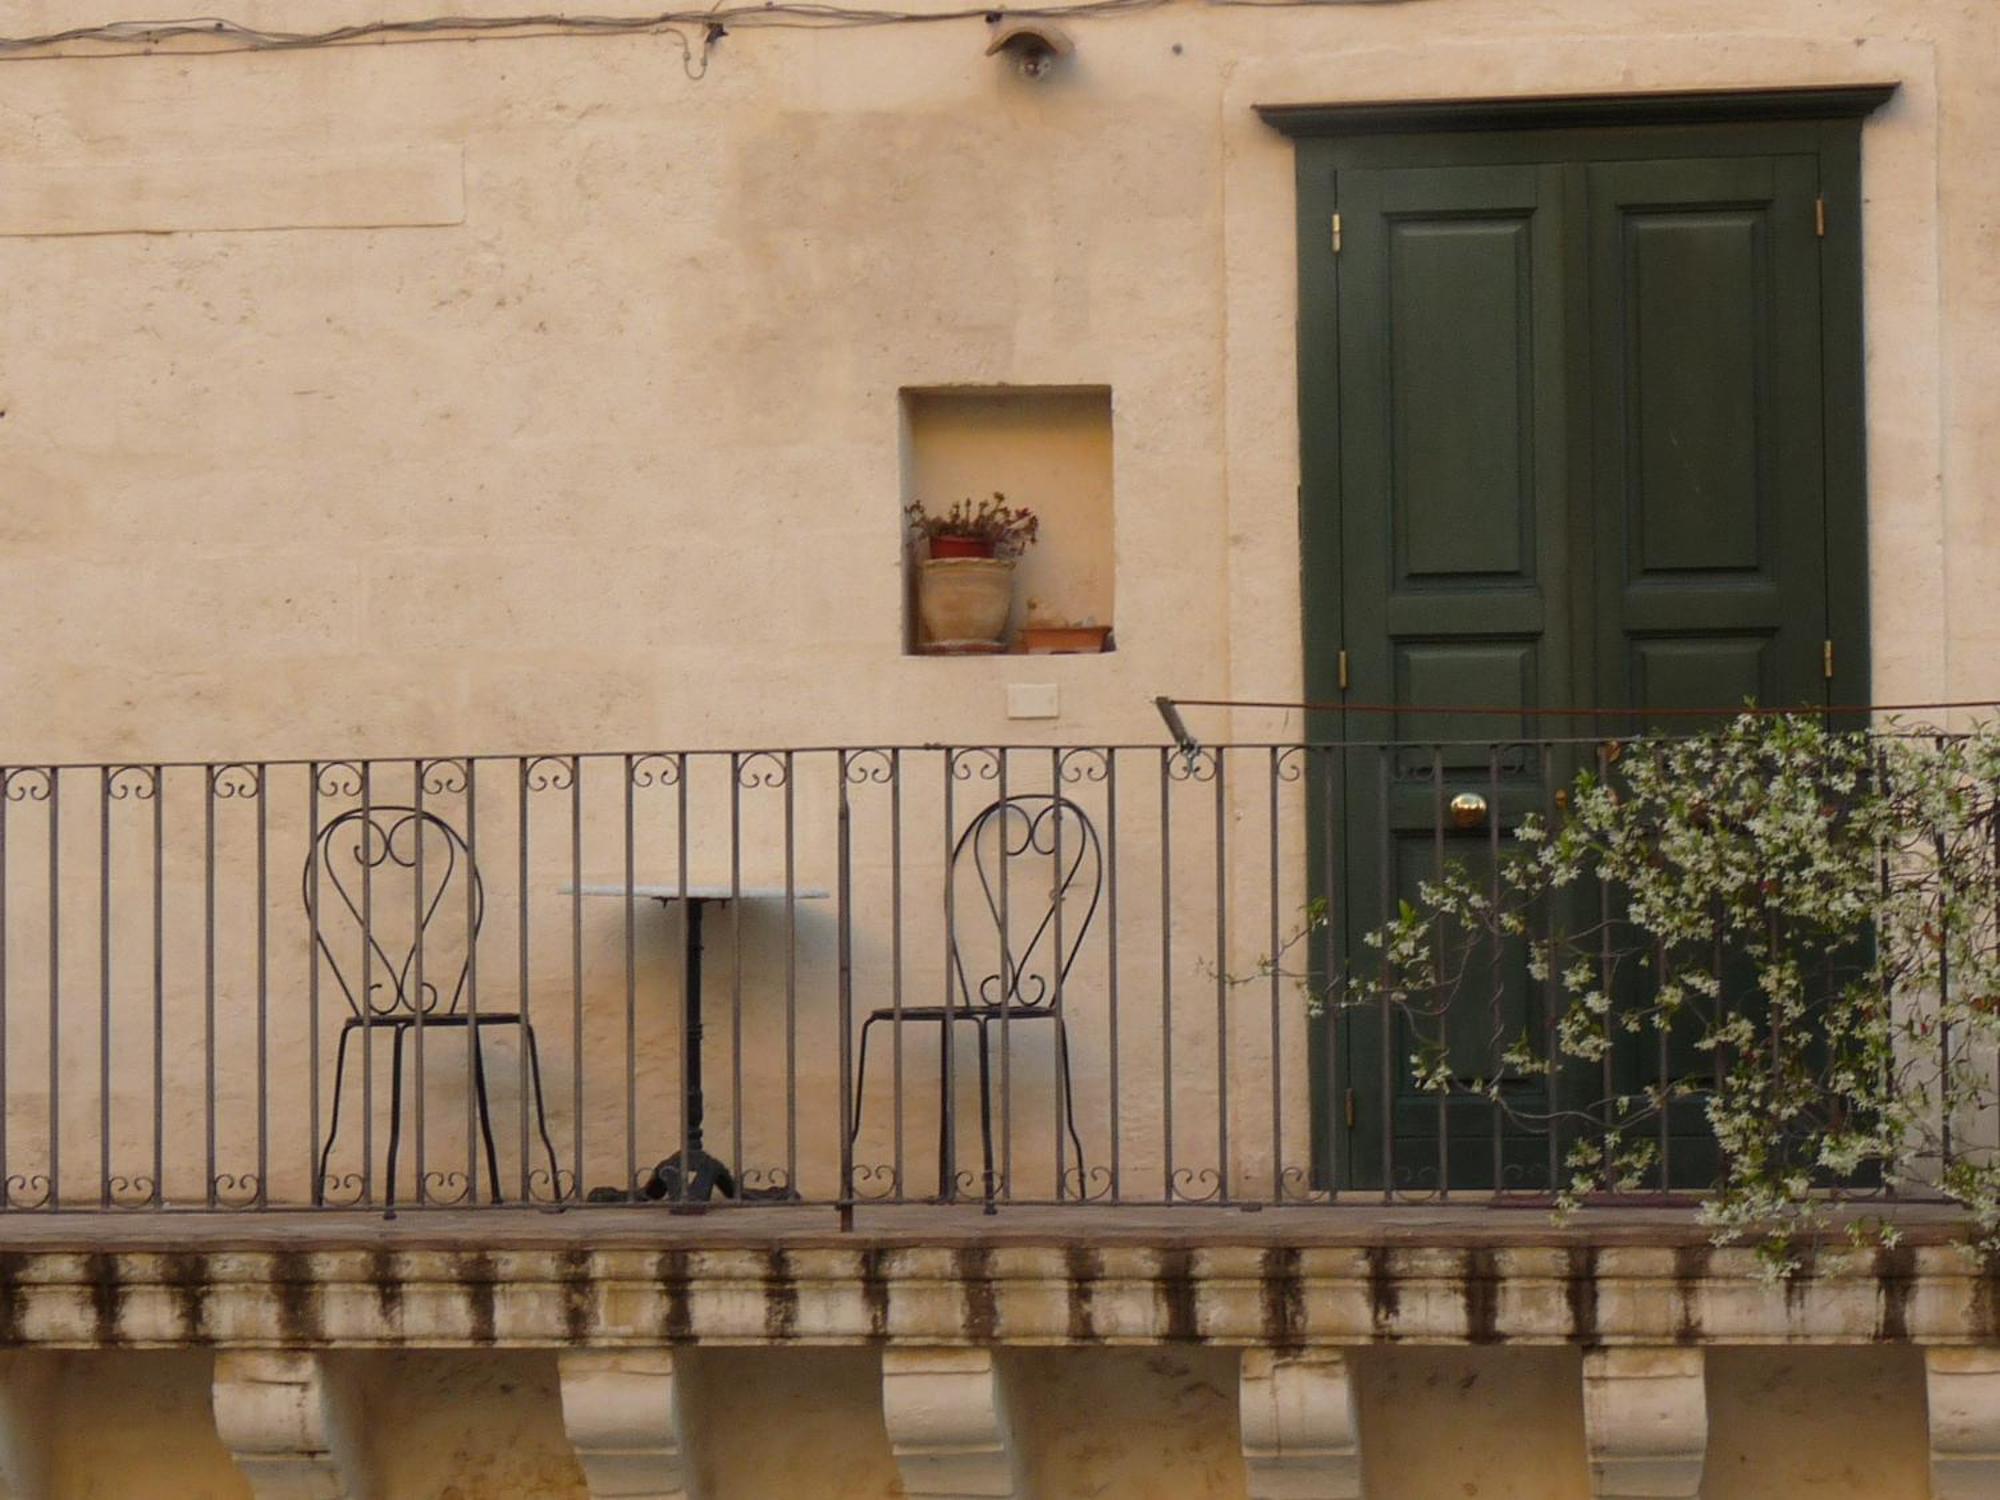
(905, 493, 1040, 559)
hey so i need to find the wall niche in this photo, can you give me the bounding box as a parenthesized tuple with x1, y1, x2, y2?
(900, 386, 1114, 656)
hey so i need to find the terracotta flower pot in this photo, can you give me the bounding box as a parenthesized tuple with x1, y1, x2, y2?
(1019, 624, 1113, 655)
(917, 557, 1015, 651)
(927, 535, 997, 561)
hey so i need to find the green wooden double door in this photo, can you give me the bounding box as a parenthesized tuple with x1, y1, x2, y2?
(1290, 113, 1872, 1190)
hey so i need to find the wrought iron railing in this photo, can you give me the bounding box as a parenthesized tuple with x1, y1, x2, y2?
(0, 736, 1966, 1214)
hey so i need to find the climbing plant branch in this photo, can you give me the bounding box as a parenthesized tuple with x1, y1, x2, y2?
(1271, 714, 2000, 1275)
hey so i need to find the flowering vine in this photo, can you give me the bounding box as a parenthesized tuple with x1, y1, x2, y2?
(1316, 714, 2000, 1275)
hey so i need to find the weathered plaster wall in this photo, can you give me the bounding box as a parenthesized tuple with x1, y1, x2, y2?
(0, 1338, 1947, 1497)
(1352, 1345, 1591, 1500)
(43, 1350, 250, 1500)
(0, 0, 1983, 765)
(1702, 1346, 1932, 1500)
(677, 1347, 905, 1497)
(0, 0, 1986, 1205)
(1007, 1345, 1249, 1498)
(347, 1349, 587, 1499)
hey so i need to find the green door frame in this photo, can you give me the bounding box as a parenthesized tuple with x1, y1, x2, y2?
(1264, 85, 1894, 1190)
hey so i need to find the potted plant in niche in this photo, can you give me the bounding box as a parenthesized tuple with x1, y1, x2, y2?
(907, 493, 1039, 653)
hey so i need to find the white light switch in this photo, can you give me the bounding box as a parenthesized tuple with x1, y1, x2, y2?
(1007, 682, 1060, 720)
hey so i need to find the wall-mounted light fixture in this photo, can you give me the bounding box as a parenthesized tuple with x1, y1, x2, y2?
(985, 18, 1074, 79)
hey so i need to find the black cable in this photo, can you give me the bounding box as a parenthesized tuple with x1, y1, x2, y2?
(0, 2, 1175, 53)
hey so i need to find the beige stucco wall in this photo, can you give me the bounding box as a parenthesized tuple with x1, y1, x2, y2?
(0, 0, 1981, 765)
(1703, 1346, 1932, 1500)
(0, 1, 1987, 1201)
(41, 1351, 250, 1499)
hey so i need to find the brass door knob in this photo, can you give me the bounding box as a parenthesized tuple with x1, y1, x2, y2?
(1448, 792, 1489, 829)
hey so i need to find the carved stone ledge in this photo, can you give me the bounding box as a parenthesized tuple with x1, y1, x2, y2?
(881, 1347, 1016, 1498)
(1238, 1348, 1362, 1499)
(1581, 1347, 1707, 1500)
(557, 1351, 688, 1500)
(211, 1351, 362, 1500)
(1926, 1346, 2000, 1500)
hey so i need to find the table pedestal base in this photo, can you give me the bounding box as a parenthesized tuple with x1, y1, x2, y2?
(646, 1149, 735, 1203)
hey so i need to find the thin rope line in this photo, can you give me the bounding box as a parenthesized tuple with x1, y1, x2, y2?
(1165, 696, 2000, 719)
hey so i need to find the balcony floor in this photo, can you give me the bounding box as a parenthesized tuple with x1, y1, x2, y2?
(0, 1197, 1973, 1251)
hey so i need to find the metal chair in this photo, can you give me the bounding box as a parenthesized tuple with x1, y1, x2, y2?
(306, 806, 560, 1204)
(849, 794, 1100, 1199)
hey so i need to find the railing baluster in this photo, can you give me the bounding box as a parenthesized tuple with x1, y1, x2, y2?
(1597, 742, 1615, 1193)
(413, 759, 428, 1204)
(1105, 749, 1120, 1205)
(730, 754, 745, 1198)
(516, 757, 531, 1204)
(995, 749, 1010, 1207)
(570, 759, 584, 1203)
(890, 748, 905, 1203)
(1319, 745, 1340, 1203)
(151, 766, 164, 1209)
(1214, 745, 1229, 1204)
(1656, 938, 1670, 1193)
(203, 764, 214, 1209)
(1543, 743, 1561, 1196)
(836, 752, 854, 1224)
(623, 753, 637, 1202)
(47, 769, 57, 1212)
(941, 751, 957, 1202)
(1160, 748, 1174, 1202)
(464, 759, 480, 1205)
(1432, 746, 1447, 1202)
(1937, 813, 1953, 1173)
(783, 750, 797, 1198)
(1051, 748, 1066, 1203)
(308, 766, 323, 1205)
(0, 772, 10, 1208)
(1488, 746, 1504, 1197)
(1268, 747, 1283, 1205)
(99, 769, 111, 1208)
(256, 763, 268, 1208)
(1376, 746, 1392, 1202)
(675, 753, 690, 1206)
(360, 761, 375, 1207)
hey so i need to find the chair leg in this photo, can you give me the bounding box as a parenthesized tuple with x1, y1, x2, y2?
(974, 1019, 995, 1207)
(937, 1019, 955, 1201)
(520, 1023, 564, 1201)
(316, 1024, 358, 1207)
(385, 1024, 409, 1209)
(848, 1015, 880, 1153)
(468, 1025, 504, 1206)
(1055, 1017, 1086, 1192)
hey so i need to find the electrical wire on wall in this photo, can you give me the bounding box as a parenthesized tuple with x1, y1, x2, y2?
(0, 0, 1432, 69)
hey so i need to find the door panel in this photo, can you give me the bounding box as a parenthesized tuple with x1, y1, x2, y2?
(1589, 155, 1830, 728)
(1336, 162, 1573, 745)
(1332, 164, 1570, 1189)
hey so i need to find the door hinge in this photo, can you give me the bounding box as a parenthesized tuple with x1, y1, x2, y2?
(1337, 648, 1350, 693)
(1344, 1088, 1356, 1130)
(1824, 639, 1835, 680)
(1815, 194, 1827, 238)
(1331, 212, 1343, 254)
